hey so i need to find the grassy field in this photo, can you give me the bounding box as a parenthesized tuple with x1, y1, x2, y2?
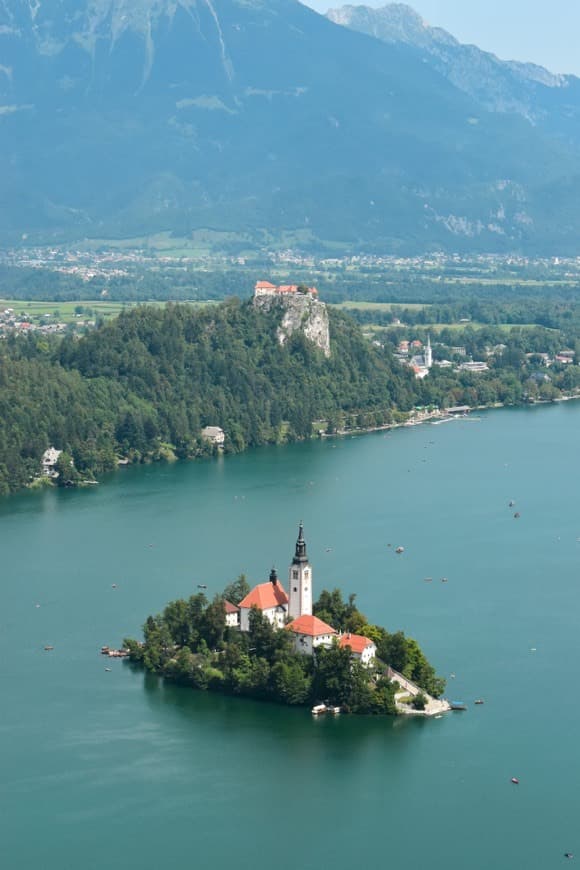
(362, 321, 555, 334)
(0, 299, 213, 324)
(333, 301, 430, 312)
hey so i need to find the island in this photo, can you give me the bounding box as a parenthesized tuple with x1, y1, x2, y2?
(122, 524, 448, 717)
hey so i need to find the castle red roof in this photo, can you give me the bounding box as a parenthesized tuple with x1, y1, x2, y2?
(255, 281, 277, 289)
(285, 614, 336, 637)
(239, 581, 289, 611)
(339, 633, 375, 655)
(224, 600, 240, 614)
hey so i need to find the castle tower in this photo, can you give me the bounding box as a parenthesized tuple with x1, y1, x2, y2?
(424, 334, 433, 369)
(288, 523, 313, 620)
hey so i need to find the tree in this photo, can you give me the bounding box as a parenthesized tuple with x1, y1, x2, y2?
(223, 574, 250, 606)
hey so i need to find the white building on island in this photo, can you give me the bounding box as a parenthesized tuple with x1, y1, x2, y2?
(339, 633, 376, 666)
(236, 525, 376, 667)
(238, 568, 289, 632)
(285, 614, 336, 655)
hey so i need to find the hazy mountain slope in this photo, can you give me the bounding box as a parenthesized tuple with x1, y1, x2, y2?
(1, 0, 580, 252)
(327, 4, 580, 138)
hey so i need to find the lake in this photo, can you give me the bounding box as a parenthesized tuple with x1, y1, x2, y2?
(2, 403, 579, 869)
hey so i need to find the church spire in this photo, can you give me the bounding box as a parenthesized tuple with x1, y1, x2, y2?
(293, 522, 308, 564)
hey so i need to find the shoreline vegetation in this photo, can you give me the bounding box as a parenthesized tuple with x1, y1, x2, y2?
(122, 582, 446, 717)
(2, 297, 580, 497)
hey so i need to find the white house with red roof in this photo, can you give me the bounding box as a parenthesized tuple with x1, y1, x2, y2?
(339, 633, 376, 666)
(285, 614, 336, 655)
(224, 600, 240, 628)
(238, 568, 289, 632)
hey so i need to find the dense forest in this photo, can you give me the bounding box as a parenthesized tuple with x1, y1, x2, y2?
(0, 300, 418, 495)
(123, 582, 444, 714)
(2, 295, 580, 496)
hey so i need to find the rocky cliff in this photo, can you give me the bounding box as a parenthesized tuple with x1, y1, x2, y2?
(254, 294, 331, 357)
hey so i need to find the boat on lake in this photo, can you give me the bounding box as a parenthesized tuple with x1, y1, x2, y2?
(450, 701, 467, 711)
(312, 704, 327, 715)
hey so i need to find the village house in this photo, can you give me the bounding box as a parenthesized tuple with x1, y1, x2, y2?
(224, 600, 240, 628)
(339, 633, 376, 666)
(42, 447, 62, 478)
(285, 614, 336, 655)
(201, 426, 225, 446)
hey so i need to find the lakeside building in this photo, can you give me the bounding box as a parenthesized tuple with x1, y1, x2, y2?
(238, 524, 376, 666)
(201, 426, 225, 446)
(42, 447, 62, 478)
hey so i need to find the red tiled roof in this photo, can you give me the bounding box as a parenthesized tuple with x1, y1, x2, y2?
(239, 581, 289, 611)
(285, 614, 336, 637)
(224, 600, 240, 614)
(255, 281, 277, 289)
(339, 633, 374, 655)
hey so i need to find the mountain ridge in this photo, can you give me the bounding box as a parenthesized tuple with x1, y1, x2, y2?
(2, 0, 580, 253)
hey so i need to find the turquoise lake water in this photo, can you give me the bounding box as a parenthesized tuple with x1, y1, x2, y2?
(2, 403, 580, 869)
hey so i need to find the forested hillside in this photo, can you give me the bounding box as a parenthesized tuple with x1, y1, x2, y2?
(0, 300, 416, 494)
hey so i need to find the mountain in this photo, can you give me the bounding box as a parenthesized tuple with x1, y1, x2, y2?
(2, 0, 580, 253)
(327, 4, 580, 138)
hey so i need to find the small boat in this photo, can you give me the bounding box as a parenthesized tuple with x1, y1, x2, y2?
(509, 500, 515, 507)
(564, 853, 574, 859)
(450, 701, 466, 711)
(434, 714, 443, 719)
(441, 577, 448, 583)
(44, 645, 54, 651)
(111, 583, 117, 589)
(197, 584, 207, 589)
(330, 706, 341, 714)
(511, 777, 519, 784)
(312, 704, 327, 715)
(424, 577, 433, 582)
(105, 667, 112, 672)
(514, 512, 521, 519)
(395, 546, 404, 554)
(474, 699, 485, 705)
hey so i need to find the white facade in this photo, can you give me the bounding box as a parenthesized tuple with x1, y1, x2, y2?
(288, 563, 312, 620)
(42, 447, 62, 478)
(424, 335, 433, 369)
(291, 631, 335, 656)
(201, 426, 225, 446)
(339, 634, 377, 667)
(239, 603, 287, 632)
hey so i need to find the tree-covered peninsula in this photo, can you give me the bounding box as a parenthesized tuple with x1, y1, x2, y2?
(123, 581, 445, 715)
(0, 299, 419, 494)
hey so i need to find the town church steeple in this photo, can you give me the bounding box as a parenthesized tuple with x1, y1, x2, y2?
(288, 523, 312, 619)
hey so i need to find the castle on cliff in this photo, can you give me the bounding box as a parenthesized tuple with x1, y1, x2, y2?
(254, 280, 318, 298)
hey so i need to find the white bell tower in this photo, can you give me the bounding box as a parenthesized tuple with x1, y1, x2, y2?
(288, 523, 312, 620)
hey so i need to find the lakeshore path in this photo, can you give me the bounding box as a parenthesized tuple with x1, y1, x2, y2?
(387, 666, 452, 717)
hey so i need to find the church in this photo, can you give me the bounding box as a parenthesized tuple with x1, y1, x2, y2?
(228, 524, 376, 665)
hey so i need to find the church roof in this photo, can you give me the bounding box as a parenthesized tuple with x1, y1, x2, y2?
(223, 600, 240, 614)
(286, 614, 336, 638)
(339, 633, 375, 654)
(239, 581, 289, 611)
